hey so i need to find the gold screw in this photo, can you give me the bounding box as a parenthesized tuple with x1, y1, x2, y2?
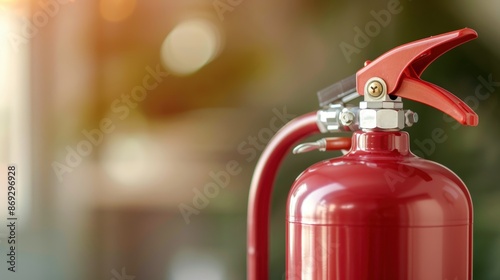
(367, 81, 384, 97)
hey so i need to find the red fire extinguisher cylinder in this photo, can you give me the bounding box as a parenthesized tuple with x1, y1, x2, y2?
(247, 28, 479, 280)
(286, 131, 473, 279)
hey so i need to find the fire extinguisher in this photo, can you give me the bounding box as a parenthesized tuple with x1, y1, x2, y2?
(247, 28, 479, 280)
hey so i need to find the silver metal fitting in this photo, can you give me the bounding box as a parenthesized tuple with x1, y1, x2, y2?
(404, 110, 419, 127)
(358, 76, 406, 130)
(359, 109, 405, 130)
(293, 139, 328, 154)
(315, 76, 419, 132)
(360, 101, 403, 109)
(317, 104, 360, 133)
(293, 138, 350, 155)
(339, 109, 355, 126)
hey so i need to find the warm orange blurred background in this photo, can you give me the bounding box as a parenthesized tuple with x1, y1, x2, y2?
(0, 0, 499, 279)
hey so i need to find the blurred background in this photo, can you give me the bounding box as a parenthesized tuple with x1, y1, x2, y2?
(0, 0, 499, 279)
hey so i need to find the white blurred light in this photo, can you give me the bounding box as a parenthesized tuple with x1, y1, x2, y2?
(0, 9, 12, 106)
(0, 5, 31, 227)
(169, 250, 226, 280)
(101, 133, 163, 189)
(161, 18, 223, 76)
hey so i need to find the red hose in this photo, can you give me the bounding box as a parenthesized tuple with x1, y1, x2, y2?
(247, 112, 320, 280)
(325, 137, 352, 151)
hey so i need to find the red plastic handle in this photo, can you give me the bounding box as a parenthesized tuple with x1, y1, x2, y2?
(356, 28, 478, 126)
(397, 77, 478, 126)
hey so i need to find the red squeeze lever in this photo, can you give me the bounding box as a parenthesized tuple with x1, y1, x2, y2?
(356, 28, 478, 126)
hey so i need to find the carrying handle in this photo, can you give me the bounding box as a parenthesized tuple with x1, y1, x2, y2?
(247, 112, 320, 280)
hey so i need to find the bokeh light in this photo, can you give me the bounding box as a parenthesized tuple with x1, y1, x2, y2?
(168, 250, 226, 280)
(100, 132, 163, 189)
(99, 0, 136, 22)
(161, 18, 223, 76)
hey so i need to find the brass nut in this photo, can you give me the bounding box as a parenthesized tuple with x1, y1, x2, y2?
(367, 81, 384, 97)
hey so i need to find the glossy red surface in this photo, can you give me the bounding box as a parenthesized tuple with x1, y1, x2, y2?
(286, 131, 472, 279)
(356, 28, 478, 126)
